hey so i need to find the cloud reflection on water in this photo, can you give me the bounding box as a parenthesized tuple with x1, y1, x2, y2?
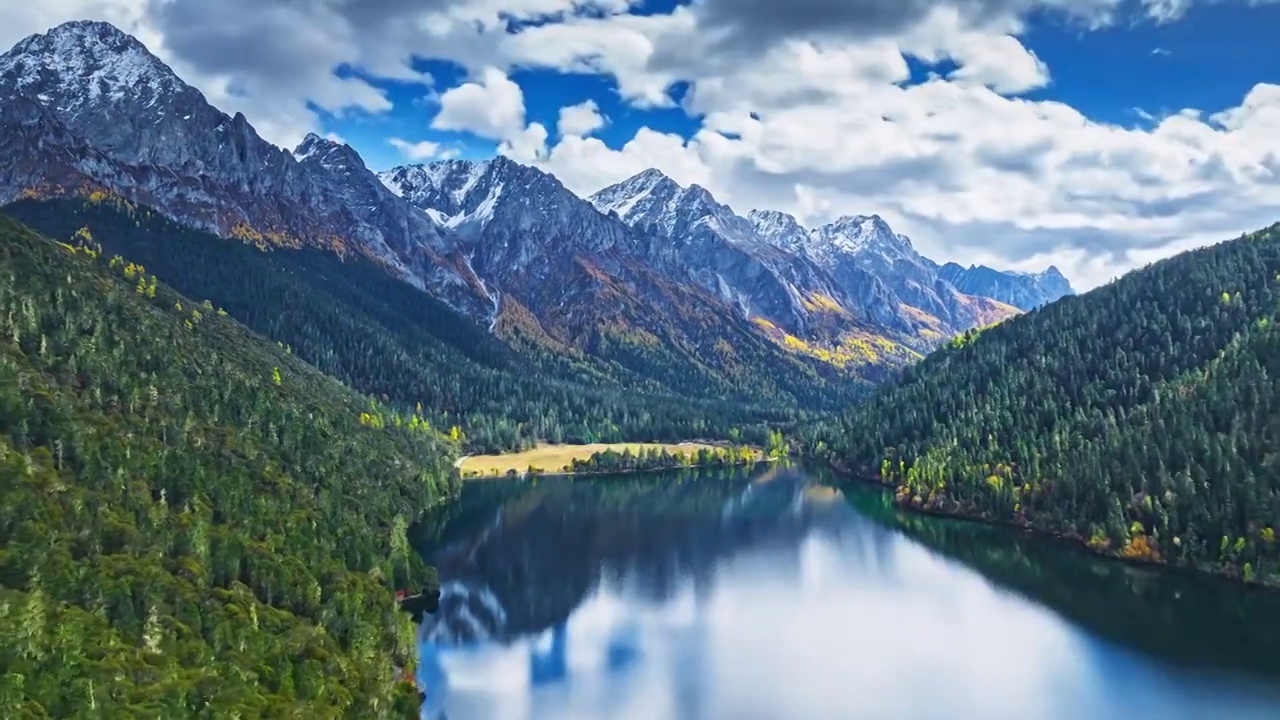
(418, 469, 1280, 720)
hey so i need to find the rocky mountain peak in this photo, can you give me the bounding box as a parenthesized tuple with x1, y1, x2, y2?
(819, 214, 909, 251)
(590, 170, 763, 247)
(1, 20, 190, 110)
(589, 168, 684, 223)
(293, 133, 369, 176)
(381, 155, 634, 261)
(294, 131, 360, 163)
(749, 210, 810, 253)
(937, 262, 1075, 311)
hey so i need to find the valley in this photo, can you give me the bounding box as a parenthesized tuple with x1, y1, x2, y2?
(1, 14, 1278, 720)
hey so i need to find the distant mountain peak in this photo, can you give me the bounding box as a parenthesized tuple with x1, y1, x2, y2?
(828, 213, 894, 236)
(379, 156, 592, 239)
(749, 208, 804, 226)
(937, 261, 1074, 311)
(297, 131, 329, 147)
(629, 167, 675, 185)
(589, 169, 749, 246)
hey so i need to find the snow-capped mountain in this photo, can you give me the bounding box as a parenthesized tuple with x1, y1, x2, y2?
(752, 210, 1029, 330)
(380, 158, 867, 390)
(378, 157, 646, 307)
(591, 170, 905, 336)
(937, 262, 1074, 311)
(379, 157, 636, 256)
(383, 161, 900, 344)
(811, 214, 990, 328)
(0, 20, 489, 316)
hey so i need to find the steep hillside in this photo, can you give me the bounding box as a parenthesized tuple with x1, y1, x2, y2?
(378, 157, 891, 394)
(5, 197, 843, 452)
(0, 215, 460, 715)
(809, 224, 1280, 585)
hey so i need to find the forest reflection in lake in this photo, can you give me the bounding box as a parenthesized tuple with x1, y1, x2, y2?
(412, 465, 1280, 720)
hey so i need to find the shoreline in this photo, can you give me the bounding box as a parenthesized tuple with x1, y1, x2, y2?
(825, 463, 1279, 592)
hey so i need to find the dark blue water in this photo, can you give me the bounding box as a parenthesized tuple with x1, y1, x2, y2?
(412, 465, 1280, 720)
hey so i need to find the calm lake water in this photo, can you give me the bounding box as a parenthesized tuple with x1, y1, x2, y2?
(412, 465, 1280, 720)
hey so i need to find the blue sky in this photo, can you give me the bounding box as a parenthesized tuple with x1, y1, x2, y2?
(1023, 2, 1280, 124)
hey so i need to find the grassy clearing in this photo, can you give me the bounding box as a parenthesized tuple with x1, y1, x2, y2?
(456, 442, 723, 477)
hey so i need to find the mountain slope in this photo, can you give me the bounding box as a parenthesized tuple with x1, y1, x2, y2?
(380, 158, 882, 396)
(0, 19, 490, 317)
(809, 224, 1280, 585)
(4, 196, 826, 451)
(937, 261, 1075, 310)
(0, 214, 458, 716)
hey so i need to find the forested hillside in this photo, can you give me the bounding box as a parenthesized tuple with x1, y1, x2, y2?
(0, 215, 459, 716)
(809, 223, 1280, 585)
(5, 197, 858, 452)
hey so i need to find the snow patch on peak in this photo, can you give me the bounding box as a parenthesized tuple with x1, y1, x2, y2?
(378, 170, 407, 197)
(421, 207, 448, 225)
(406, 159, 495, 205)
(292, 138, 323, 164)
(446, 161, 492, 205)
(445, 181, 504, 231)
(749, 209, 804, 235)
(750, 210, 811, 254)
(815, 214, 912, 256)
(1, 20, 184, 105)
(590, 167, 681, 221)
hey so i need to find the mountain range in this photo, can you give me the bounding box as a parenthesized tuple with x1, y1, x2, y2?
(0, 20, 1073, 387)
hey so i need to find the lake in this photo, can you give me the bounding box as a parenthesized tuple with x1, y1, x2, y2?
(411, 464, 1280, 720)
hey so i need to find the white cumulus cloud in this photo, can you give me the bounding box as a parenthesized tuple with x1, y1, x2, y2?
(557, 99, 607, 137)
(433, 66, 528, 140)
(389, 137, 443, 160)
